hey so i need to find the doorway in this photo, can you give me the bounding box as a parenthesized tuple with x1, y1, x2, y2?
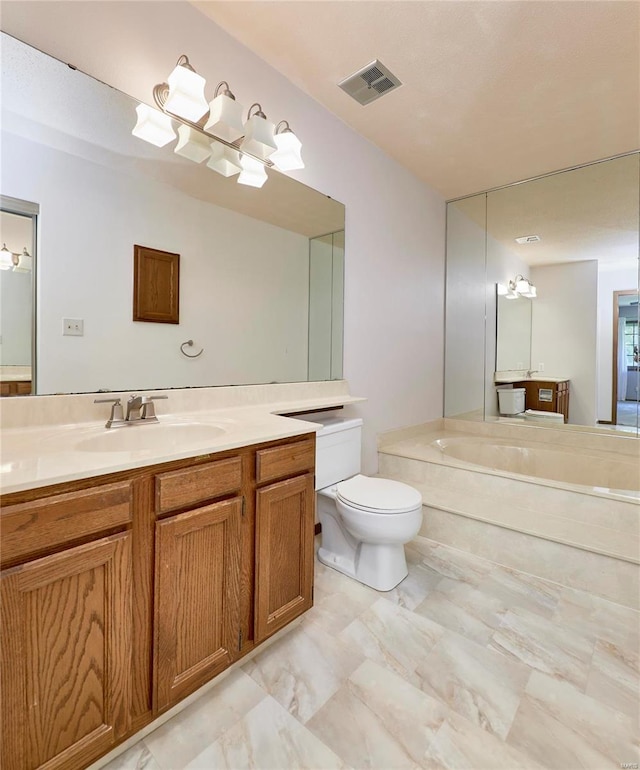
(611, 289, 640, 427)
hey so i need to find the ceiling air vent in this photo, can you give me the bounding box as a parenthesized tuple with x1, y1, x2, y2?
(515, 235, 541, 244)
(338, 59, 402, 106)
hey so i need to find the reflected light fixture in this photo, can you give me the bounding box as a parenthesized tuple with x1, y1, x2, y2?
(132, 55, 303, 189)
(271, 121, 304, 171)
(238, 154, 268, 188)
(0, 244, 32, 272)
(506, 274, 537, 299)
(13, 247, 32, 273)
(164, 55, 209, 122)
(0, 244, 14, 270)
(132, 104, 176, 147)
(174, 125, 212, 163)
(207, 144, 242, 177)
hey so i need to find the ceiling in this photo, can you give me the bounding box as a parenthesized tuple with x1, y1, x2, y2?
(195, 0, 640, 199)
(453, 153, 640, 267)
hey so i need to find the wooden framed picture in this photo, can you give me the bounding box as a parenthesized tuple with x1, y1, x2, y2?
(133, 245, 180, 324)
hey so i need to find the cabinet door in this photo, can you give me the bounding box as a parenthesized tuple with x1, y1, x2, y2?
(1, 532, 132, 770)
(154, 498, 242, 712)
(255, 474, 314, 643)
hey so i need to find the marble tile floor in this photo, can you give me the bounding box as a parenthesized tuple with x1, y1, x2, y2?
(103, 537, 639, 770)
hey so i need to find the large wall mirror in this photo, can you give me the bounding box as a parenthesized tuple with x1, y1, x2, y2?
(0, 33, 345, 396)
(445, 152, 640, 436)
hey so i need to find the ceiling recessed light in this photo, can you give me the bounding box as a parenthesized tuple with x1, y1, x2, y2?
(515, 235, 541, 244)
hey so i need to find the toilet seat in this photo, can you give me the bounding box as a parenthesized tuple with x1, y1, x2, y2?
(336, 474, 422, 515)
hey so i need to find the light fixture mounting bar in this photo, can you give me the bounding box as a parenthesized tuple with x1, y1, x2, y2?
(152, 83, 274, 167)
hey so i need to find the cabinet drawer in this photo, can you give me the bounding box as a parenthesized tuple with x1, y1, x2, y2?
(256, 437, 315, 484)
(1, 480, 133, 567)
(156, 456, 242, 514)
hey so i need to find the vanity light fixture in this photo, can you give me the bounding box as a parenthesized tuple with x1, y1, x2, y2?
(164, 55, 209, 123)
(271, 121, 304, 171)
(204, 81, 245, 142)
(132, 55, 303, 188)
(240, 103, 277, 160)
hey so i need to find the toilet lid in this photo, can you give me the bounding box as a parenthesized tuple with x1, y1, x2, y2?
(336, 475, 422, 514)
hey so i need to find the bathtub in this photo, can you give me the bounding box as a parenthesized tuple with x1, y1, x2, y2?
(378, 420, 640, 608)
(429, 435, 640, 499)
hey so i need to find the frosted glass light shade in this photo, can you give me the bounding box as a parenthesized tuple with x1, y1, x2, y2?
(204, 93, 244, 142)
(13, 248, 32, 273)
(165, 64, 209, 122)
(237, 155, 268, 188)
(240, 114, 276, 160)
(515, 278, 536, 298)
(207, 144, 241, 177)
(174, 125, 212, 163)
(0, 244, 14, 271)
(132, 104, 176, 147)
(496, 284, 509, 296)
(271, 131, 304, 171)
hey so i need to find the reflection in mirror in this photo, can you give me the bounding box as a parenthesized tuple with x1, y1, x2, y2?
(0, 33, 345, 395)
(496, 292, 532, 372)
(445, 152, 640, 436)
(0, 198, 37, 396)
(444, 193, 487, 421)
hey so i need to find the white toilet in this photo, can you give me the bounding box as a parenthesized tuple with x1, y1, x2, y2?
(305, 414, 422, 592)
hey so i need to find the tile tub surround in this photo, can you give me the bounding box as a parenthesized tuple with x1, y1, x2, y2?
(97, 537, 639, 770)
(0, 381, 365, 494)
(377, 418, 639, 609)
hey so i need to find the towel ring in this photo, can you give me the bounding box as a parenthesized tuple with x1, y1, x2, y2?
(180, 339, 204, 358)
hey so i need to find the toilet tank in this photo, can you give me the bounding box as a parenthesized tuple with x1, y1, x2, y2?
(497, 387, 525, 416)
(298, 414, 363, 490)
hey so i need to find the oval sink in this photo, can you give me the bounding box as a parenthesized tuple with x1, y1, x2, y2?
(76, 423, 226, 453)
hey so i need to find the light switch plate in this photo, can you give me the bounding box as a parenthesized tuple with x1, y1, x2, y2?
(63, 318, 84, 336)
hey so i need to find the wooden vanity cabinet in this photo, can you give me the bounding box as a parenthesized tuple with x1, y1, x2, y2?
(0, 432, 315, 770)
(0, 379, 32, 396)
(514, 379, 570, 422)
(255, 473, 315, 642)
(1, 491, 134, 770)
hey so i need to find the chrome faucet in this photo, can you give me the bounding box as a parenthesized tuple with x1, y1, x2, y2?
(95, 394, 168, 428)
(125, 394, 168, 424)
(525, 369, 539, 379)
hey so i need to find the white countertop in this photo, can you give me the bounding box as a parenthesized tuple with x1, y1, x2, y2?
(494, 375, 570, 385)
(0, 394, 365, 495)
(0, 366, 32, 382)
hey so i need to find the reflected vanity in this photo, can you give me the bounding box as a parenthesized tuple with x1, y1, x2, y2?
(0, 33, 345, 396)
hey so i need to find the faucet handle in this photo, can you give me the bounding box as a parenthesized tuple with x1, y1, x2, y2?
(140, 395, 167, 421)
(94, 397, 126, 428)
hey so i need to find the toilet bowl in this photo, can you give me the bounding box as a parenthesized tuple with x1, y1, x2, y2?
(524, 409, 565, 424)
(303, 414, 423, 592)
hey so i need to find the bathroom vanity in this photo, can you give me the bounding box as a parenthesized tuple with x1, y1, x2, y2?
(0, 428, 316, 770)
(512, 378, 570, 422)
